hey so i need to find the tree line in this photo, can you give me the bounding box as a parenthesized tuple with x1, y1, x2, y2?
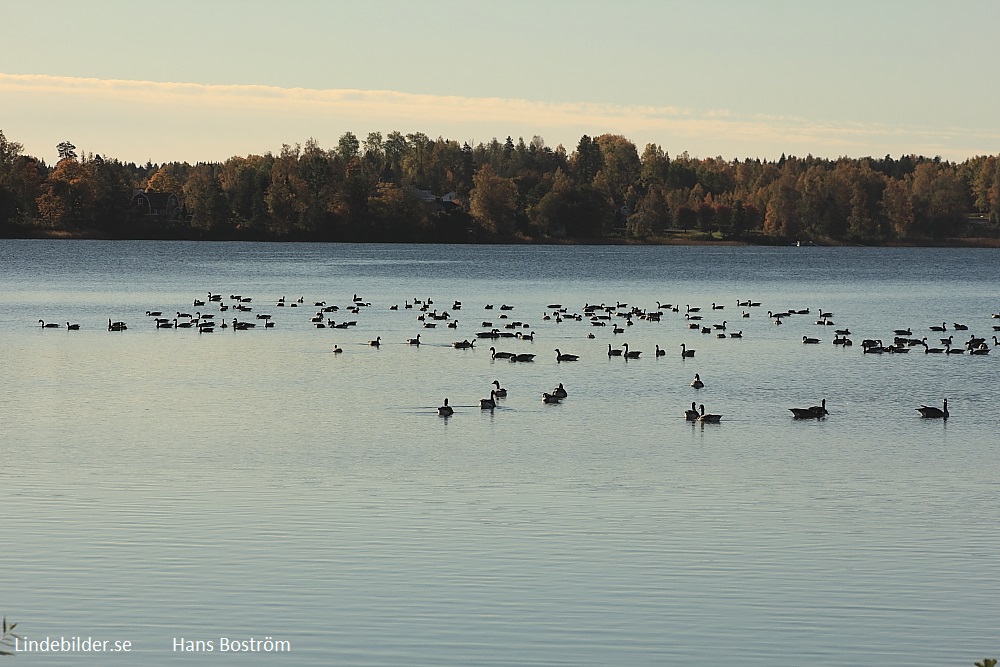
(1, 128, 998, 243)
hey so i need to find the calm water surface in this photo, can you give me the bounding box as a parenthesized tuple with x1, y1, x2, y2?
(1, 240, 998, 665)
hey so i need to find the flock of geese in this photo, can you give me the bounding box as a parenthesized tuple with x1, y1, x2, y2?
(36, 293, 997, 423)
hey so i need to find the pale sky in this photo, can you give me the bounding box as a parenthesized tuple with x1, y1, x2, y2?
(2, 0, 997, 165)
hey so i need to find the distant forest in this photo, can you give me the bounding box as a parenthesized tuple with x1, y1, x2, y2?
(1, 128, 998, 244)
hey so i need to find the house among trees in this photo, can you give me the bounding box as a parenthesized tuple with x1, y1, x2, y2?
(411, 188, 461, 214)
(132, 189, 180, 218)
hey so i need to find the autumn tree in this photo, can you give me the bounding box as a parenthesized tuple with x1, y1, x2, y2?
(879, 178, 912, 237)
(469, 164, 519, 236)
(36, 156, 94, 225)
(529, 169, 609, 239)
(184, 163, 229, 233)
(146, 165, 184, 196)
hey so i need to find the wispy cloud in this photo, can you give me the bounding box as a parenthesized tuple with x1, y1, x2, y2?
(1, 72, 995, 163)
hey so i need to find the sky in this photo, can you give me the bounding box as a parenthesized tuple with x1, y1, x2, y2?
(1, 0, 998, 166)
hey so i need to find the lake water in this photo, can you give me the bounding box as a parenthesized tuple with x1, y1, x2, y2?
(1, 240, 998, 665)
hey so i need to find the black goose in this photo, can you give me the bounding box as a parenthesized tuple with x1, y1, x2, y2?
(917, 399, 948, 419)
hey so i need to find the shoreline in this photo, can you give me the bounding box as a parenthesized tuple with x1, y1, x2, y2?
(5, 227, 1000, 248)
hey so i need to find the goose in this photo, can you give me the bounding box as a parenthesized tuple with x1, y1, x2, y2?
(555, 349, 579, 362)
(480, 390, 497, 410)
(512, 353, 535, 362)
(790, 399, 827, 419)
(492, 380, 507, 398)
(729, 331, 743, 338)
(893, 328, 913, 336)
(552, 383, 568, 398)
(655, 345, 666, 357)
(945, 343, 964, 355)
(490, 346, 513, 359)
(369, 336, 381, 347)
(193, 299, 205, 307)
(517, 331, 534, 341)
(622, 343, 641, 359)
(953, 322, 969, 331)
(697, 404, 722, 423)
(38, 320, 60, 328)
(145, 310, 162, 317)
(680, 343, 695, 358)
(332, 345, 343, 354)
(66, 322, 80, 330)
(742, 311, 750, 318)
(929, 322, 947, 332)
(608, 344, 623, 357)
(438, 398, 454, 416)
(108, 319, 127, 331)
(156, 319, 174, 329)
(685, 402, 699, 421)
(686, 305, 701, 313)
(712, 303, 725, 310)
(713, 321, 727, 330)
(994, 336, 1000, 347)
(802, 336, 820, 344)
(690, 374, 704, 389)
(542, 392, 562, 403)
(916, 399, 949, 419)
(176, 319, 194, 328)
(407, 334, 421, 346)
(452, 340, 474, 349)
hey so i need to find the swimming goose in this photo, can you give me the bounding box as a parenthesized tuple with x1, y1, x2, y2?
(38, 320, 60, 328)
(438, 398, 454, 416)
(369, 336, 381, 347)
(622, 343, 641, 359)
(790, 399, 827, 419)
(929, 322, 946, 332)
(552, 383, 568, 398)
(680, 343, 695, 358)
(407, 334, 421, 346)
(512, 353, 535, 362)
(697, 404, 722, 423)
(492, 380, 507, 398)
(608, 344, 623, 357)
(690, 374, 704, 389)
(480, 390, 498, 410)
(332, 345, 343, 354)
(542, 392, 563, 403)
(916, 399, 948, 419)
(802, 336, 820, 344)
(685, 402, 699, 421)
(655, 345, 666, 357)
(555, 349, 579, 362)
(66, 322, 80, 330)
